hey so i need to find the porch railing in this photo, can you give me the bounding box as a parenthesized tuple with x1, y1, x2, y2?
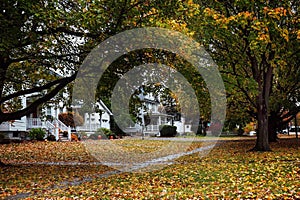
(76, 124, 101, 132)
(53, 119, 68, 132)
(45, 120, 55, 134)
(146, 125, 160, 132)
(52, 119, 71, 141)
(27, 118, 43, 129)
(27, 118, 71, 141)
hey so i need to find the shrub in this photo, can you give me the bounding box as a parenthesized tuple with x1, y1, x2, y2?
(46, 134, 56, 141)
(159, 125, 177, 137)
(97, 127, 111, 135)
(88, 128, 115, 140)
(186, 132, 196, 136)
(28, 128, 46, 141)
(96, 128, 115, 138)
(88, 133, 102, 140)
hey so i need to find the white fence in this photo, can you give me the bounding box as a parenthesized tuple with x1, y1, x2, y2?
(76, 124, 101, 132)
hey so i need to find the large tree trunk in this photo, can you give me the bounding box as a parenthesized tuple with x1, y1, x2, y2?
(254, 102, 271, 151)
(268, 112, 279, 142)
(252, 65, 273, 151)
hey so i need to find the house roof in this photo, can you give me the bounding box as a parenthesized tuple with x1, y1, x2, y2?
(98, 100, 113, 116)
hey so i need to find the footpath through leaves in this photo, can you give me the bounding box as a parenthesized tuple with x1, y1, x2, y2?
(0, 138, 299, 199)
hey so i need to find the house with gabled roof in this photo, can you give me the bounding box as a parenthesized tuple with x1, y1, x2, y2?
(0, 94, 113, 141)
(0, 93, 71, 141)
(73, 99, 113, 134)
(124, 94, 192, 136)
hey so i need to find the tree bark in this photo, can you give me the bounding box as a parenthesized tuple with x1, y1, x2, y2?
(268, 112, 279, 142)
(254, 97, 271, 151)
(252, 65, 273, 151)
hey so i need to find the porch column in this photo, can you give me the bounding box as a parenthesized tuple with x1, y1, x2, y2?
(54, 121, 59, 141)
(89, 113, 91, 132)
(68, 126, 71, 141)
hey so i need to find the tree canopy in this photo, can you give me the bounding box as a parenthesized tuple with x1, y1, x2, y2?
(1, 0, 299, 152)
(0, 0, 201, 123)
(0, 0, 83, 122)
(193, 0, 300, 150)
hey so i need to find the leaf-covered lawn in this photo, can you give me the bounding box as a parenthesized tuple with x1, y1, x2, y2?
(0, 141, 96, 163)
(83, 139, 214, 171)
(0, 138, 299, 199)
(0, 164, 113, 198)
(0, 142, 113, 198)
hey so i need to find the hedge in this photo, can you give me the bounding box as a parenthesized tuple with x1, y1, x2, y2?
(159, 125, 177, 137)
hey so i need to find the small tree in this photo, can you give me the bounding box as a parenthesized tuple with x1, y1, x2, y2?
(58, 112, 84, 127)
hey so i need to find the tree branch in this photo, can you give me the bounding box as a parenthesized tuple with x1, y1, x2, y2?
(0, 73, 76, 104)
(0, 72, 77, 123)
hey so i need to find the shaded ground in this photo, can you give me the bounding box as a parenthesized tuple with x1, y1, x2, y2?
(0, 136, 299, 199)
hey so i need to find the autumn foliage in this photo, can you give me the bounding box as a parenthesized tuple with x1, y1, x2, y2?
(58, 112, 84, 127)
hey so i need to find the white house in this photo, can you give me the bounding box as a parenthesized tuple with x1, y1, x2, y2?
(0, 94, 115, 140)
(1, 86, 194, 140)
(125, 94, 192, 136)
(74, 100, 112, 133)
(0, 94, 71, 141)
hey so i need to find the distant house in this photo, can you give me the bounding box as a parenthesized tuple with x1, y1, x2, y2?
(74, 100, 113, 133)
(124, 94, 192, 136)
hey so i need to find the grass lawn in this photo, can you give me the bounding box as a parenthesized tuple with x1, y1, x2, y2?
(0, 137, 299, 199)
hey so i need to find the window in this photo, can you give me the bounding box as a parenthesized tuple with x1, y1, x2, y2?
(46, 107, 51, 115)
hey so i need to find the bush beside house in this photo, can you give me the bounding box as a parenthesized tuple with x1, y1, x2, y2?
(46, 134, 56, 141)
(89, 128, 116, 140)
(159, 125, 177, 137)
(28, 128, 46, 141)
